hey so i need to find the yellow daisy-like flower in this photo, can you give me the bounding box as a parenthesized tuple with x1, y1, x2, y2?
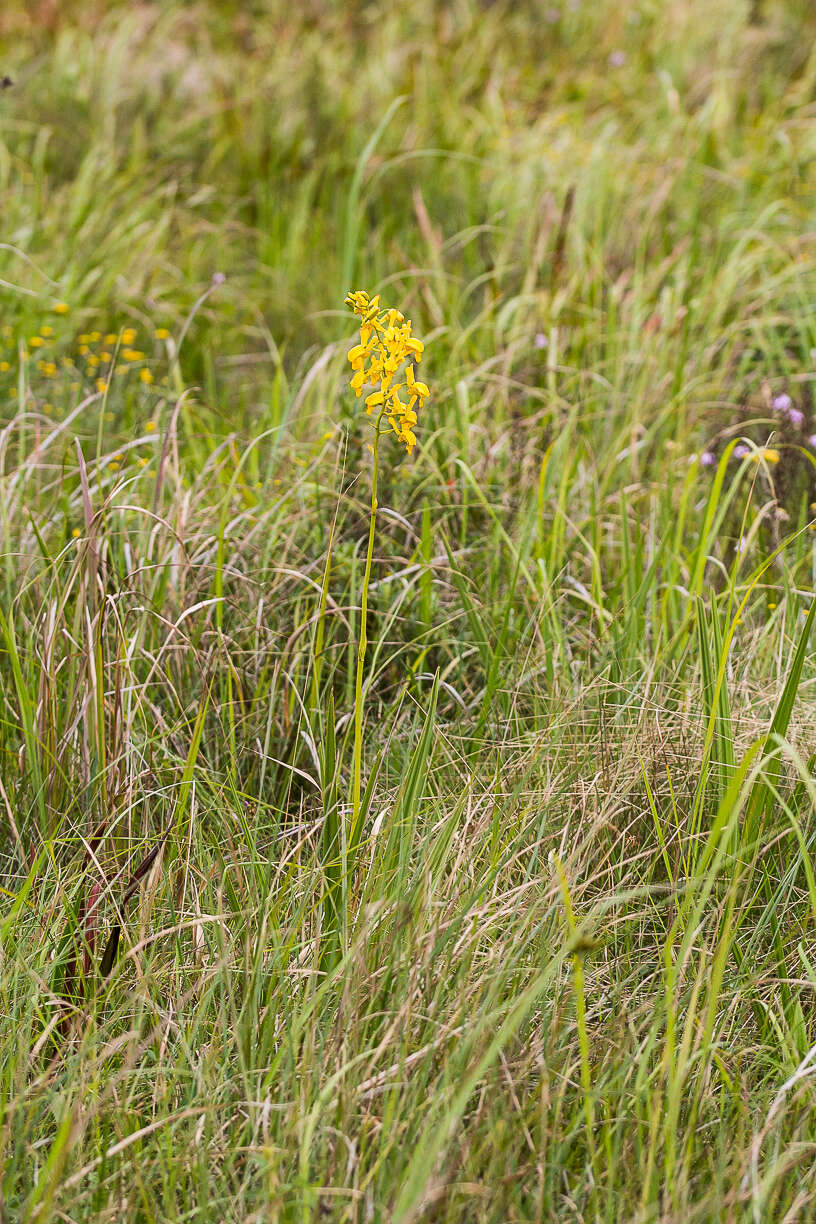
(747, 447, 780, 465)
(344, 289, 429, 455)
(53, 302, 70, 315)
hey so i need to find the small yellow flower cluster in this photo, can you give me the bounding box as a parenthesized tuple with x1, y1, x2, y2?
(0, 315, 167, 406)
(345, 289, 429, 455)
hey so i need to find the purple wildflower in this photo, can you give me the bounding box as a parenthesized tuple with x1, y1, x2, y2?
(734, 443, 750, 459)
(534, 332, 549, 350)
(773, 393, 792, 414)
(608, 50, 626, 69)
(700, 451, 716, 467)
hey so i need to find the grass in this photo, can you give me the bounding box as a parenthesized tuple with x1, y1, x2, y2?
(2, 0, 816, 1219)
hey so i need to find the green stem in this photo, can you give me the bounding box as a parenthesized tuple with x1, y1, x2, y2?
(349, 425, 381, 861)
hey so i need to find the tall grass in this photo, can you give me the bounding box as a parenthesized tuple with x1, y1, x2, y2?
(2, 1, 816, 1219)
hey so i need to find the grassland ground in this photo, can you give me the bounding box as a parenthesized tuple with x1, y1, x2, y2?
(2, 2, 816, 1220)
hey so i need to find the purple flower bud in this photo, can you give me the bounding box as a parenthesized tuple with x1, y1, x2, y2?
(788, 407, 805, 428)
(734, 443, 750, 459)
(608, 50, 626, 68)
(735, 536, 748, 554)
(809, 435, 816, 449)
(773, 393, 792, 414)
(700, 451, 716, 467)
(212, 272, 226, 285)
(534, 332, 549, 350)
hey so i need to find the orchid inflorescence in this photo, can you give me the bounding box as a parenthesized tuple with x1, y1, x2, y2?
(345, 289, 429, 454)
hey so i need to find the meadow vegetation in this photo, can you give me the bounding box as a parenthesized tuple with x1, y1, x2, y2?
(2, 1, 816, 1219)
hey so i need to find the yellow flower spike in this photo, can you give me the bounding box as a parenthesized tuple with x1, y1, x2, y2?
(29, 336, 44, 348)
(155, 328, 170, 340)
(139, 368, 154, 384)
(53, 302, 70, 315)
(121, 328, 137, 345)
(345, 288, 429, 454)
